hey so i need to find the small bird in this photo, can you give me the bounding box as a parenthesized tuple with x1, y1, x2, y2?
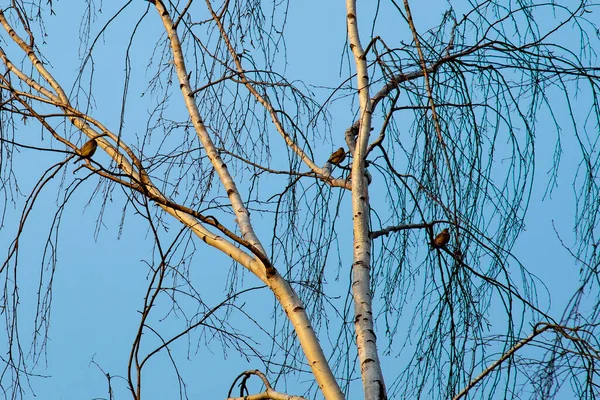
(327, 147, 346, 166)
(432, 228, 450, 248)
(76, 138, 98, 161)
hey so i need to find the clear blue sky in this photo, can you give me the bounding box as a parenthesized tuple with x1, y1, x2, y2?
(0, 1, 595, 399)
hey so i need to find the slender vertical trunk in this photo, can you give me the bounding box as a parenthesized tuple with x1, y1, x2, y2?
(345, 1, 387, 400)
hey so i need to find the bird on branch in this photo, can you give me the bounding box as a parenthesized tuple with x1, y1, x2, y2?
(327, 147, 346, 166)
(76, 138, 98, 162)
(432, 228, 450, 248)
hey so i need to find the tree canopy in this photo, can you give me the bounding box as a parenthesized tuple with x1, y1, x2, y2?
(1, 0, 600, 399)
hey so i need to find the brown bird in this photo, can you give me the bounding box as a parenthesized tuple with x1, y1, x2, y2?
(432, 228, 450, 248)
(327, 147, 346, 166)
(76, 138, 98, 161)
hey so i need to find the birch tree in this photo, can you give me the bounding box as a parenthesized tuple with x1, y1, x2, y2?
(1, 0, 600, 399)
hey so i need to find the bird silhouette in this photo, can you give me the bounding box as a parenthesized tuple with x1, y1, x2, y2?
(327, 147, 346, 166)
(76, 138, 98, 161)
(432, 228, 450, 248)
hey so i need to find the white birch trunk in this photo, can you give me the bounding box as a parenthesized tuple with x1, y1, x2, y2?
(154, 3, 344, 399)
(345, 1, 388, 399)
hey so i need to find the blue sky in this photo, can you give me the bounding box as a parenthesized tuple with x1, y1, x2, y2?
(0, 1, 598, 399)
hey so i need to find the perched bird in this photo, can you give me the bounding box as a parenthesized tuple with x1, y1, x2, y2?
(432, 228, 450, 248)
(76, 138, 98, 161)
(327, 147, 346, 166)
